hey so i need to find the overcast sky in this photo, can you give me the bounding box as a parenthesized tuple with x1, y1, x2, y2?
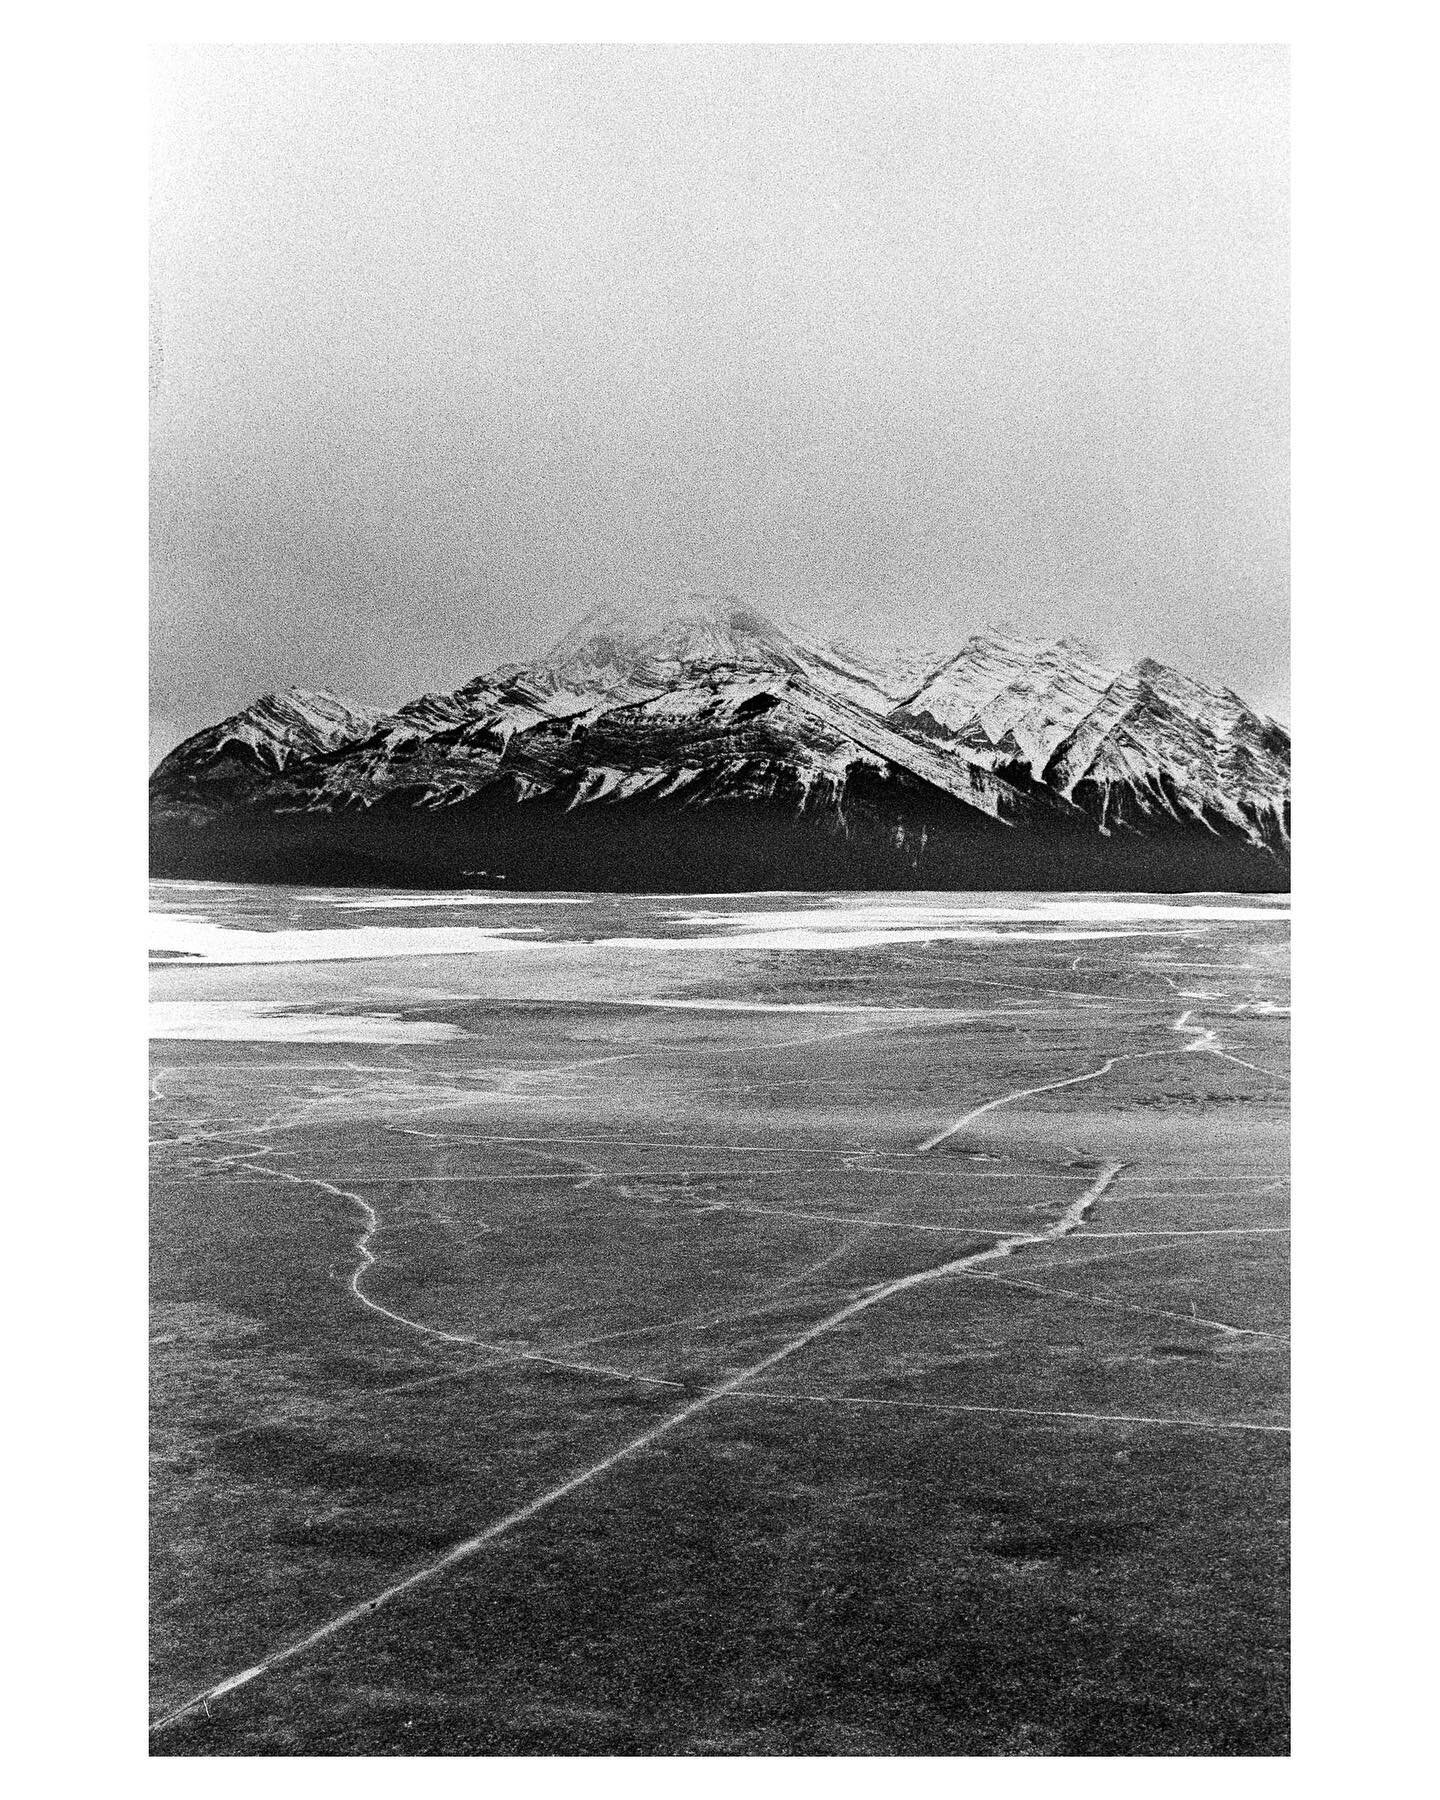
(151, 43, 1288, 763)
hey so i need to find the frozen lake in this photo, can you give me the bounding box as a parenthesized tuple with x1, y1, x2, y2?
(150, 882, 1289, 1754)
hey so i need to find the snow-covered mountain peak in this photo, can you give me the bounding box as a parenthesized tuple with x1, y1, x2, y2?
(541, 592, 802, 688)
(151, 688, 388, 784)
(892, 633, 1127, 769)
(543, 594, 781, 666)
(249, 688, 385, 737)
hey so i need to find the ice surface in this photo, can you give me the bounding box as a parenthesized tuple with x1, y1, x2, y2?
(149, 1001, 465, 1043)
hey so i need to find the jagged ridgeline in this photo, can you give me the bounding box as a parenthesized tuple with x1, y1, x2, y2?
(150, 597, 1290, 891)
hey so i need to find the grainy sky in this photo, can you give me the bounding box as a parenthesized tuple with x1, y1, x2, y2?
(151, 42, 1288, 762)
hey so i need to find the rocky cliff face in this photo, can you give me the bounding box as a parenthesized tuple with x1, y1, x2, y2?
(150, 597, 1289, 891)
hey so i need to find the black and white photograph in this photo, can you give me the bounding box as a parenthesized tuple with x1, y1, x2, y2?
(140, 39, 1297, 1759)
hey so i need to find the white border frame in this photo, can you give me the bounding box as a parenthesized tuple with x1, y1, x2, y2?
(11, 7, 1437, 1794)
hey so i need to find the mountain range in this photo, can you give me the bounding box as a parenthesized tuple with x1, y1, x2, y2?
(150, 596, 1290, 891)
